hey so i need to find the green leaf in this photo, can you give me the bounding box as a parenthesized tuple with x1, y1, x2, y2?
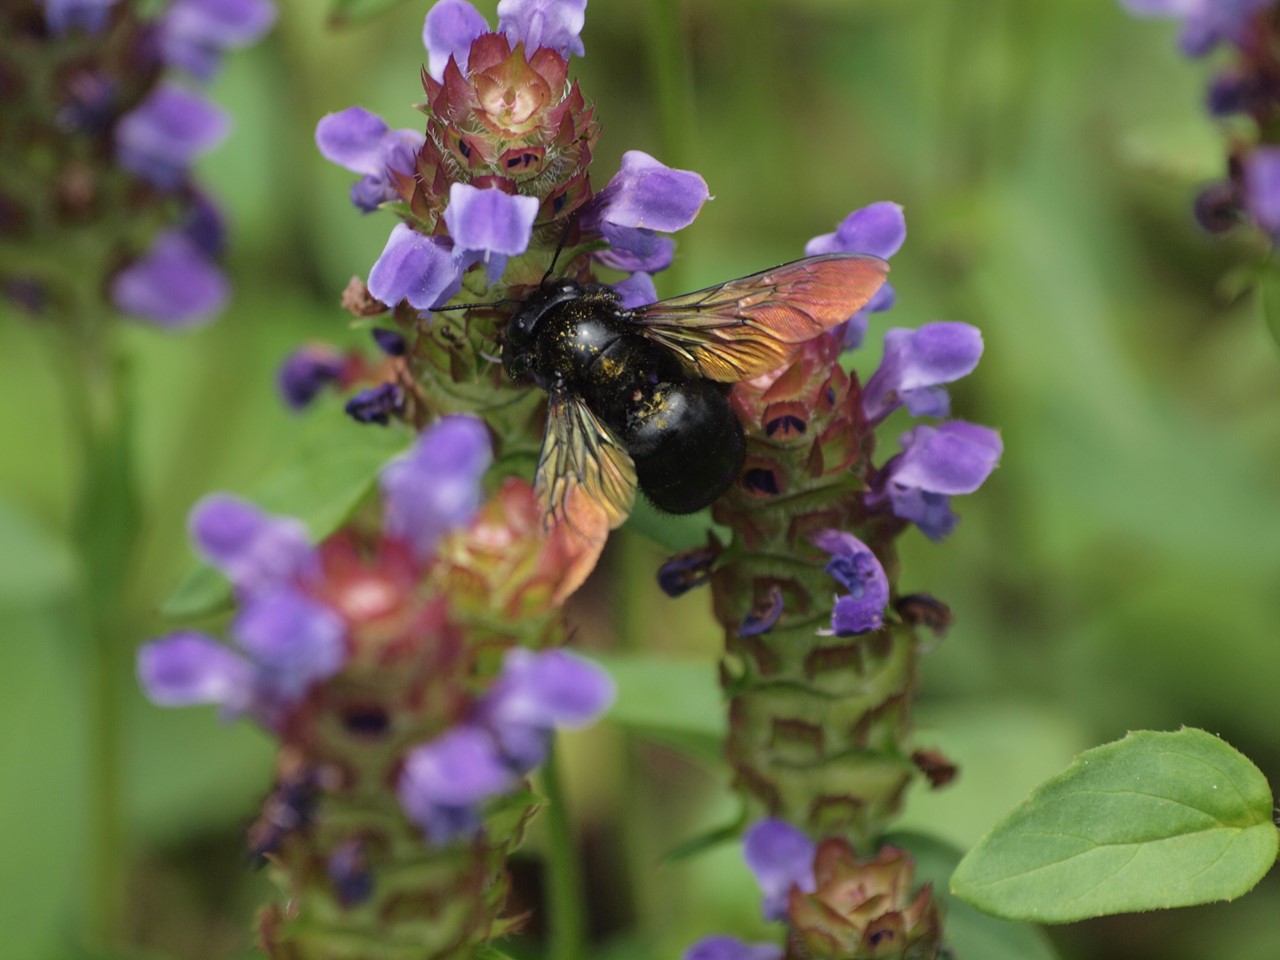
(888, 831, 1060, 960)
(1117, 119, 1224, 182)
(1260, 265, 1280, 351)
(951, 728, 1279, 922)
(328, 0, 417, 27)
(593, 652, 726, 763)
(161, 414, 412, 619)
(0, 497, 76, 605)
(663, 804, 747, 864)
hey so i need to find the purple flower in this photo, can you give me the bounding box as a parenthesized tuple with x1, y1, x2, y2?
(423, 0, 490, 80)
(110, 229, 229, 328)
(498, 0, 588, 60)
(189, 494, 319, 594)
(743, 818, 816, 922)
(398, 724, 518, 844)
(478, 648, 616, 770)
(683, 938, 784, 960)
(612, 271, 657, 309)
(137, 631, 254, 711)
(42, 0, 118, 35)
(812, 530, 890, 636)
(316, 107, 424, 213)
(443, 183, 540, 282)
(862, 322, 984, 424)
(233, 590, 347, 702)
(872, 421, 1003, 541)
(805, 201, 905, 350)
(1120, 0, 1273, 56)
(115, 84, 229, 189)
(367, 224, 463, 310)
(371, 327, 407, 356)
(1244, 147, 1280, 239)
(158, 0, 277, 81)
(380, 415, 493, 560)
(277, 345, 345, 410)
(344, 383, 404, 425)
(594, 221, 675, 274)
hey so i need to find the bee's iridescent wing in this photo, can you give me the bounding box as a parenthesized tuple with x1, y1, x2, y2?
(629, 253, 889, 382)
(535, 392, 638, 545)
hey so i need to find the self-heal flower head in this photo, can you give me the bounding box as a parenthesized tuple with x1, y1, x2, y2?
(380, 415, 493, 561)
(189, 494, 319, 595)
(115, 83, 230, 189)
(744, 818, 818, 922)
(812, 530, 890, 636)
(872, 421, 1003, 541)
(683, 938, 784, 960)
(110, 229, 229, 328)
(42, 0, 118, 35)
(159, 0, 278, 81)
(805, 201, 905, 350)
(1120, 0, 1273, 56)
(862, 322, 985, 424)
(316, 107, 425, 214)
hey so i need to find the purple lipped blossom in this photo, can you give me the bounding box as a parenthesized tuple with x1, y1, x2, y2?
(316, 107, 425, 214)
(371, 327, 407, 356)
(344, 383, 404, 425)
(870, 421, 1003, 541)
(612, 271, 657, 309)
(862, 322, 985, 424)
(442, 183, 540, 282)
(805, 201, 905, 351)
(423, 0, 490, 80)
(744, 817, 817, 921)
(398, 647, 614, 845)
(812, 530, 890, 636)
(137, 631, 255, 710)
(115, 83, 230, 189)
(1119, 0, 1273, 56)
(42, 0, 118, 35)
(424, 0, 588, 81)
(189, 494, 319, 595)
(380, 415, 493, 560)
(367, 224, 463, 310)
(158, 0, 278, 81)
(233, 590, 347, 702)
(110, 229, 229, 328)
(277, 344, 345, 410)
(683, 938, 784, 960)
(1244, 147, 1280, 239)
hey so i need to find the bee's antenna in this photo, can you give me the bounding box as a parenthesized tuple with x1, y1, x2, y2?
(540, 215, 577, 286)
(431, 298, 513, 312)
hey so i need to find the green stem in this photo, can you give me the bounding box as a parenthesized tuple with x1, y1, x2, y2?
(541, 736, 586, 960)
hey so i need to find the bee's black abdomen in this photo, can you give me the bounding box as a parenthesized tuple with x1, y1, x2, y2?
(629, 380, 745, 514)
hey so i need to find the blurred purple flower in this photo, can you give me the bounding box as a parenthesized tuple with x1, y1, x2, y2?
(110, 229, 228, 328)
(424, 0, 489, 80)
(367, 224, 463, 310)
(871, 421, 1003, 540)
(371, 327, 407, 356)
(1120, 0, 1272, 56)
(812, 529, 890, 636)
(1244, 147, 1280, 239)
(380, 415, 493, 560)
(398, 725, 517, 844)
(115, 83, 229, 188)
(862, 322, 985, 424)
(805, 201, 905, 350)
(159, 0, 277, 81)
(498, 0, 588, 60)
(277, 345, 345, 410)
(612, 271, 657, 309)
(344, 383, 404, 425)
(189, 494, 319, 594)
(137, 631, 254, 710)
(316, 107, 424, 213)
(42, 0, 118, 35)
(743, 818, 816, 921)
(683, 938, 784, 960)
(233, 590, 347, 701)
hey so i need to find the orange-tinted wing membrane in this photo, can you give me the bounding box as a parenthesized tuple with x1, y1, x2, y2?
(534, 393, 638, 544)
(630, 253, 888, 382)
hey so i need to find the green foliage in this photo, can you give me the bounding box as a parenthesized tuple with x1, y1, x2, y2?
(951, 729, 1279, 922)
(594, 652, 726, 764)
(328, 0, 418, 28)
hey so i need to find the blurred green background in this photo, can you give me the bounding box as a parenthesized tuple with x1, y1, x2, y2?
(2, 0, 1278, 957)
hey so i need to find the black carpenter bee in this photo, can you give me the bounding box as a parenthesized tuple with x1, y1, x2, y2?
(503, 253, 889, 542)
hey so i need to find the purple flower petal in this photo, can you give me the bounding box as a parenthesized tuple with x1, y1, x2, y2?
(380, 414, 492, 559)
(137, 631, 253, 709)
(344, 383, 404, 426)
(189, 494, 319, 592)
(743, 818, 816, 922)
(890, 422, 1003, 495)
(612, 272, 657, 309)
(371, 327, 407, 356)
(424, 0, 489, 80)
(232, 590, 347, 701)
(498, 0, 587, 59)
(400, 724, 516, 808)
(804, 201, 905, 260)
(316, 107, 423, 213)
(595, 222, 675, 273)
(277, 345, 344, 410)
(1245, 147, 1280, 238)
(812, 529, 889, 635)
(181, 190, 227, 258)
(862, 322, 984, 423)
(367, 224, 463, 310)
(43, 0, 118, 35)
(684, 938, 784, 960)
(115, 84, 229, 189)
(110, 230, 228, 328)
(443, 184, 539, 259)
(159, 0, 277, 81)
(586, 151, 710, 233)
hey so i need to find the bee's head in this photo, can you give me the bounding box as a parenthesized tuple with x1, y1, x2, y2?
(505, 277, 583, 361)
